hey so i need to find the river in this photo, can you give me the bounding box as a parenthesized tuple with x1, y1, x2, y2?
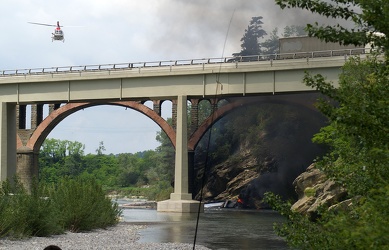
(117, 200, 289, 250)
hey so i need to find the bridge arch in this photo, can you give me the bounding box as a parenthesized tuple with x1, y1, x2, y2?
(25, 101, 176, 153)
(17, 134, 23, 149)
(188, 94, 323, 151)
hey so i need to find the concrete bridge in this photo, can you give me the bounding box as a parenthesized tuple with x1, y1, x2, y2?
(0, 52, 360, 212)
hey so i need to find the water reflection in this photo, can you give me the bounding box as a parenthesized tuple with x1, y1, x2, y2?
(121, 205, 289, 250)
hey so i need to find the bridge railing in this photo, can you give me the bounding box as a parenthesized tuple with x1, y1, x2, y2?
(0, 48, 370, 77)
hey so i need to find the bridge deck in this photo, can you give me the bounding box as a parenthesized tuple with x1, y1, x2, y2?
(0, 51, 363, 103)
(1, 48, 365, 77)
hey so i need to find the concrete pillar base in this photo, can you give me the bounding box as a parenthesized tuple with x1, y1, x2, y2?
(16, 146, 38, 191)
(157, 199, 204, 213)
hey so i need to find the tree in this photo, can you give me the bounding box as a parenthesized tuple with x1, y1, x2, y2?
(266, 54, 389, 250)
(275, 0, 389, 57)
(261, 25, 306, 55)
(264, 1, 389, 249)
(282, 25, 306, 38)
(234, 16, 267, 57)
(95, 141, 106, 155)
(39, 139, 86, 182)
(154, 118, 175, 185)
(260, 28, 280, 55)
(274, 0, 389, 196)
(307, 55, 389, 194)
(116, 153, 140, 186)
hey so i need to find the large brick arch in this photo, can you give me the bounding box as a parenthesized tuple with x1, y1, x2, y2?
(188, 94, 323, 151)
(26, 101, 176, 152)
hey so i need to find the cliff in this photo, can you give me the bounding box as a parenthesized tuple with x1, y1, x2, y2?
(193, 98, 327, 209)
(291, 164, 348, 217)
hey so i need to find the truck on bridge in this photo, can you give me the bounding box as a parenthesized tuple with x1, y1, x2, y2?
(230, 35, 366, 62)
(278, 36, 365, 58)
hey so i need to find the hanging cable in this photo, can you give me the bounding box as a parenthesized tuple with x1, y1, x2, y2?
(192, 9, 236, 250)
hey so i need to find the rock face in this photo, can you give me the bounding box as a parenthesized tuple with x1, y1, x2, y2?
(195, 151, 260, 201)
(291, 164, 348, 216)
(193, 98, 328, 209)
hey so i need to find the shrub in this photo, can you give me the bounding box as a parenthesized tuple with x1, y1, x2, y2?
(49, 177, 121, 232)
(0, 178, 62, 238)
(0, 176, 121, 238)
(144, 182, 173, 201)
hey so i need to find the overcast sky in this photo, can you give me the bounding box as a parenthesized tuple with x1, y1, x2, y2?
(1, 0, 322, 155)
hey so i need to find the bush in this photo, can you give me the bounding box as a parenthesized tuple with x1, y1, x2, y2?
(0, 178, 62, 238)
(144, 182, 173, 201)
(265, 186, 389, 250)
(0, 176, 121, 239)
(49, 177, 121, 232)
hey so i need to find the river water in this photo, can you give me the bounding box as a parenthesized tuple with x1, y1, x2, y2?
(118, 200, 289, 250)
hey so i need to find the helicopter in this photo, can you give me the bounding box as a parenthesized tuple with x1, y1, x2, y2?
(28, 21, 65, 42)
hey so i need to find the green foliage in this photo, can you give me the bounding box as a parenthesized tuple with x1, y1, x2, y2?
(261, 25, 307, 55)
(154, 119, 175, 188)
(306, 56, 389, 196)
(0, 177, 120, 239)
(39, 136, 175, 201)
(95, 141, 106, 155)
(304, 187, 316, 197)
(260, 28, 280, 55)
(49, 177, 121, 232)
(116, 150, 164, 188)
(266, 57, 389, 249)
(265, 185, 389, 250)
(235, 16, 267, 56)
(140, 182, 173, 201)
(198, 100, 212, 125)
(264, 2, 389, 249)
(264, 192, 333, 250)
(283, 25, 307, 37)
(39, 138, 86, 183)
(275, 0, 389, 57)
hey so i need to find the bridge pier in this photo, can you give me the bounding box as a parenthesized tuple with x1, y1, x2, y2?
(157, 95, 204, 213)
(16, 147, 39, 190)
(0, 102, 17, 182)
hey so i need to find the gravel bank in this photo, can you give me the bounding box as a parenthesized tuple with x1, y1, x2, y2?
(0, 223, 211, 250)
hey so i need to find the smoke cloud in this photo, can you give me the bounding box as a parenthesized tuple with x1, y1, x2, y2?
(152, 0, 346, 59)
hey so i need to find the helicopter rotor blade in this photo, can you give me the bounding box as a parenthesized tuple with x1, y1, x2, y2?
(63, 25, 83, 28)
(28, 22, 58, 27)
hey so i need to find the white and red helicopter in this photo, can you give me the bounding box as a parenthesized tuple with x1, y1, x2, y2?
(28, 21, 65, 42)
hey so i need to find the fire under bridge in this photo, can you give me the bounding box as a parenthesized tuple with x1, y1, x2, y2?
(0, 51, 364, 212)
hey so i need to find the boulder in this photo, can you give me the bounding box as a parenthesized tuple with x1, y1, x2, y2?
(291, 164, 348, 216)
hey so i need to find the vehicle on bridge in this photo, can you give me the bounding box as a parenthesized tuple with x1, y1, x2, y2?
(278, 36, 365, 59)
(229, 35, 366, 62)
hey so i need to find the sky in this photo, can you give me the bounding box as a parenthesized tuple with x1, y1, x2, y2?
(1, 0, 330, 155)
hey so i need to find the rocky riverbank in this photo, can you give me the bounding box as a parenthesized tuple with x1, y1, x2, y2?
(0, 223, 211, 250)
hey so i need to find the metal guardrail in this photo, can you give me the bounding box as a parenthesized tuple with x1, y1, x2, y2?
(0, 48, 369, 77)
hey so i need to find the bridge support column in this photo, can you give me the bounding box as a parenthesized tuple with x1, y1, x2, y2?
(16, 147, 38, 191)
(189, 99, 199, 134)
(157, 95, 203, 213)
(0, 102, 17, 182)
